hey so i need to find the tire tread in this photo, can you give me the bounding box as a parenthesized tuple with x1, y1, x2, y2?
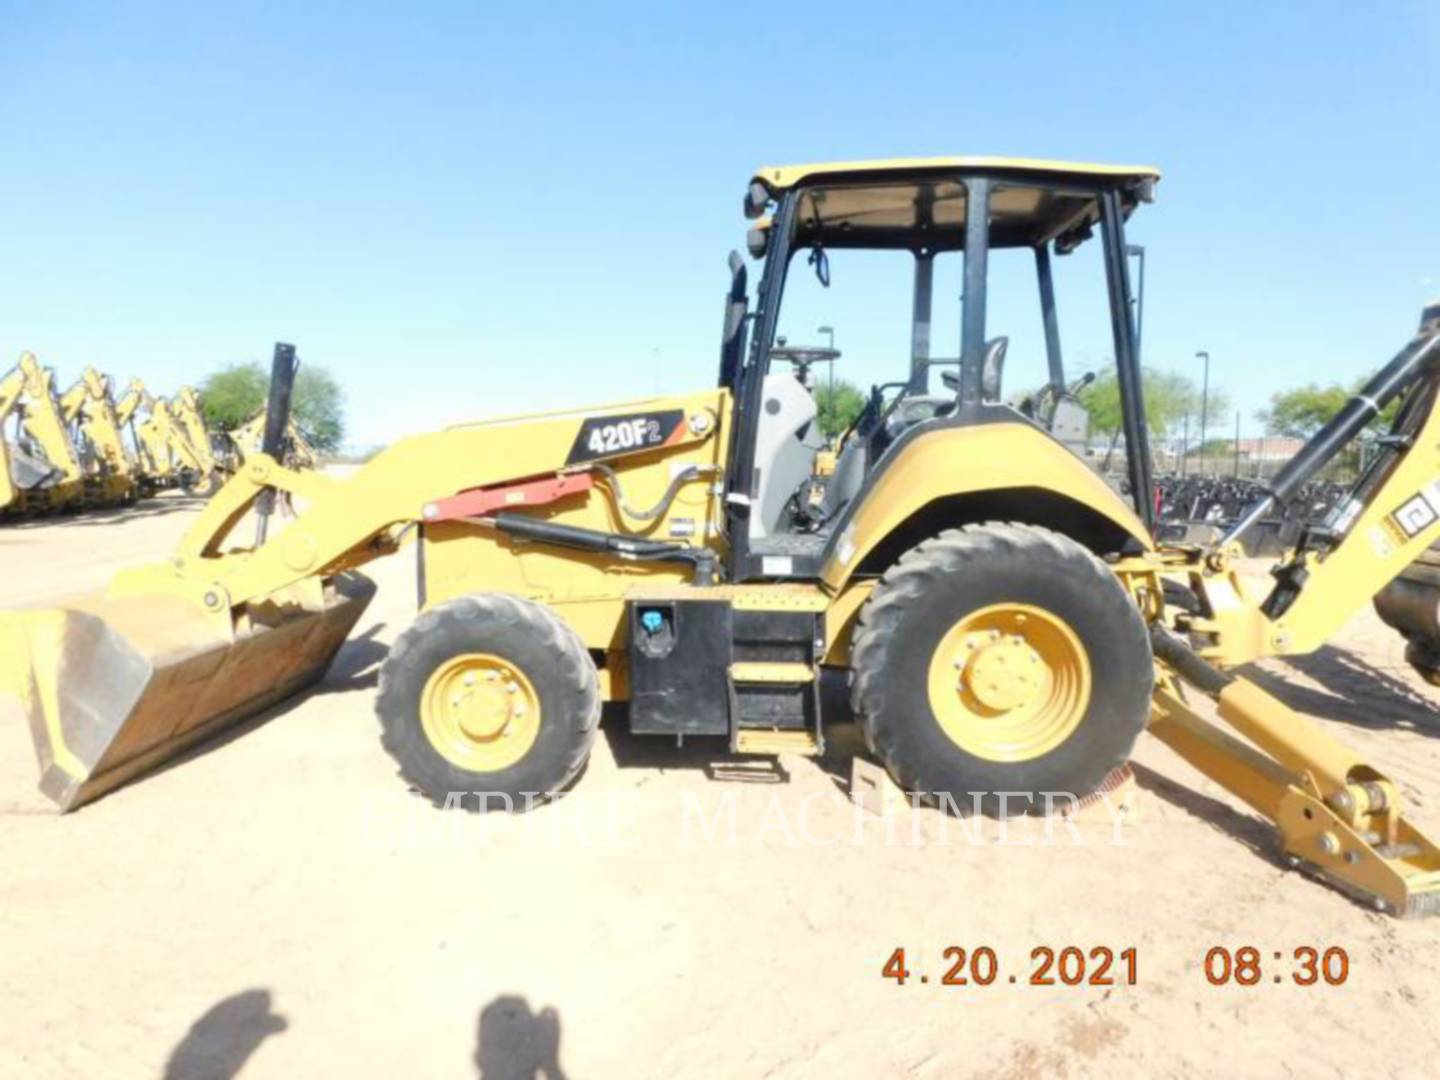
(376, 593, 601, 809)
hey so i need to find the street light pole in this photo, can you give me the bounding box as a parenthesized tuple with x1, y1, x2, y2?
(1196, 350, 1210, 473)
(1234, 409, 1241, 477)
(817, 324, 835, 389)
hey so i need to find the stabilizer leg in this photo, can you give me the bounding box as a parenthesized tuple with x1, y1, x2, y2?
(1151, 630, 1440, 917)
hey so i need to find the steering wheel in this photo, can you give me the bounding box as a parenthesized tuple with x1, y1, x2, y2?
(769, 346, 841, 367)
(769, 344, 841, 387)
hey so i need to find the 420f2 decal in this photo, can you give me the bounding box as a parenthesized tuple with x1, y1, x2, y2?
(566, 409, 686, 465)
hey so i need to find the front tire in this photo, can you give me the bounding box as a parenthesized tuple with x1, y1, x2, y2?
(377, 593, 601, 810)
(851, 523, 1152, 816)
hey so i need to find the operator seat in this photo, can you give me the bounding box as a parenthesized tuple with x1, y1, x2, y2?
(826, 338, 1010, 521)
(749, 371, 826, 538)
(820, 436, 867, 520)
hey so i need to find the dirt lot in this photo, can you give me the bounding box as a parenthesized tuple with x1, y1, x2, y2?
(3, 494, 1440, 1078)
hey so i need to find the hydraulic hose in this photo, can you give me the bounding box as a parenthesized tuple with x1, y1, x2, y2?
(590, 462, 717, 523)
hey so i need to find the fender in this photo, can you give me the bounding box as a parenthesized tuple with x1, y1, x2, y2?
(819, 417, 1152, 593)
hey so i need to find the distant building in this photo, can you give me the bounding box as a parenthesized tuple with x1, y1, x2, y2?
(1235, 437, 1304, 462)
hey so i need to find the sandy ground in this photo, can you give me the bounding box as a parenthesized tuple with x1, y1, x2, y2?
(3, 494, 1440, 1079)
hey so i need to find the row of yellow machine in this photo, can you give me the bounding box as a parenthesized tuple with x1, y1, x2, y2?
(0, 351, 317, 517)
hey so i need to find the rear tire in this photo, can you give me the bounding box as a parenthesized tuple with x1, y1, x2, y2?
(377, 593, 601, 810)
(1404, 639, 1440, 687)
(851, 523, 1152, 816)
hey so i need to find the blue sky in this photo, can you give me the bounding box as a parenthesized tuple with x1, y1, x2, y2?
(2, 1, 1436, 448)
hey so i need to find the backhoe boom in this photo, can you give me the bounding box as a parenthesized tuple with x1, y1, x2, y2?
(1179, 302, 1440, 663)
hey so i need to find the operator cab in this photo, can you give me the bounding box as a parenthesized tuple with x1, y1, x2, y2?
(717, 157, 1158, 581)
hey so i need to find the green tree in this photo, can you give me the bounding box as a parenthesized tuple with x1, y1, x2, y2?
(1258, 383, 1350, 437)
(815, 378, 865, 439)
(1078, 366, 1223, 440)
(293, 366, 345, 452)
(1077, 366, 1230, 470)
(200, 360, 346, 452)
(1258, 381, 1391, 437)
(198, 362, 267, 431)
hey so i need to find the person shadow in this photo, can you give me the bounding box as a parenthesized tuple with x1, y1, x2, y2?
(475, 995, 567, 1080)
(163, 988, 288, 1079)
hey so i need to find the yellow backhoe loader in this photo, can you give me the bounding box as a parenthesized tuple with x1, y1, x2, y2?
(219, 408, 319, 473)
(1, 353, 87, 515)
(58, 367, 140, 507)
(111, 377, 152, 494)
(5, 158, 1440, 919)
(172, 385, 221, 480)
(0, 367, 21, 513)
(118, 379, 215, 494)
(1, 363, 21, 512)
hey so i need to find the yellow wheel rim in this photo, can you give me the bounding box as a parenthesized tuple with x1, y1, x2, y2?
(420, 653, 541, 772)
(925, 603, 1091, 763)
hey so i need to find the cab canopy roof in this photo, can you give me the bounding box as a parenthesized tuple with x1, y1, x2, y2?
(749, 156, 1160, 252)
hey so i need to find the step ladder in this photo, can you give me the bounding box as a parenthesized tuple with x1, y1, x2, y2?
(727, 618, 823, 756)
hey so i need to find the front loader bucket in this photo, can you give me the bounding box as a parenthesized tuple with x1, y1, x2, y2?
(0, 572, 375, 812)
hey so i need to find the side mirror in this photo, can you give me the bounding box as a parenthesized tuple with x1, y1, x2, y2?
(717, 253, 750, 390)
(808, 246, 830, 288)
(746, 221, 770, 259)
(743, 180, 770, 220)
(723, 252, 748, 346)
